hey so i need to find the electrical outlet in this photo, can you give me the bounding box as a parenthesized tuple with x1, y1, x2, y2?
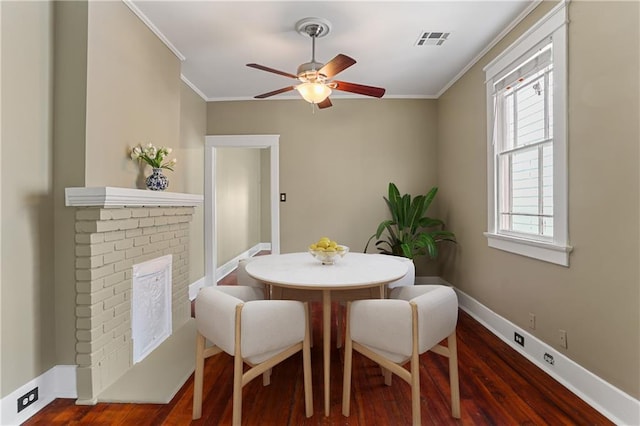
(544, 352, 555, 365)
(559, 329, 568, 349)
(528, 313, 536, 330)
(514, 332, 525, 347)
(280, 193, 286, 202)
(17, 387, 38, 413)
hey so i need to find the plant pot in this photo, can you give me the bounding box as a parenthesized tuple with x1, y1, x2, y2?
(145, 168, 169, 191)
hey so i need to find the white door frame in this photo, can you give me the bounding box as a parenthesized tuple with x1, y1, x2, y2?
(204, 135, 280, 286)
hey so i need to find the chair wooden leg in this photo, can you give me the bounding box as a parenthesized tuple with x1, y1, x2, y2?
(382, 367, 392, 386)
(341, 303, 353, 417)
(410, 303, 421, 426)
(192, 332, 206, 419)
(303, 303, 313, 418)
(232, 305, 244, 426)
(448, 331, 461, 418)
(410, 352, 421, 426)
(232, 353, 244, 426)
(262, 368, 272, 386)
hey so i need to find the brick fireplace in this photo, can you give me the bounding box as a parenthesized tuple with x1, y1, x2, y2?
(65, 187, 203, 404)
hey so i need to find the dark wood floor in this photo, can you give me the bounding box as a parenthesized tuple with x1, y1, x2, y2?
(25, 270, 612, 425)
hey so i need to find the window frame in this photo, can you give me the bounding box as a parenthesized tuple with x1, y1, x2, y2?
(484, 2, 572, 266)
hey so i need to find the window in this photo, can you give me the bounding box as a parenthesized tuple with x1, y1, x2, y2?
(484, 2, 571, 266)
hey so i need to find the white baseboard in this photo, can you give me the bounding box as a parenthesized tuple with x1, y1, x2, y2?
(452, 286, 639, 426)
(188, 276, 206, 301)
(1, 365, 76, 426)
(216, 242, 270, 282)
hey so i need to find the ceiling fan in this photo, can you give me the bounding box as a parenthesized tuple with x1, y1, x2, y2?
(246, 18, 385, 109)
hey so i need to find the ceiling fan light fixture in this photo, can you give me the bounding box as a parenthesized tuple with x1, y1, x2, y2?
(296, 82, 332, 104)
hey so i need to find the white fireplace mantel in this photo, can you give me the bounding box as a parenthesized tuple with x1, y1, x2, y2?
(65, 187, 203, 207)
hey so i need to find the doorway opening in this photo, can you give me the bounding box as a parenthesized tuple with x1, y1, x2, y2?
(204, 135, 280, 286)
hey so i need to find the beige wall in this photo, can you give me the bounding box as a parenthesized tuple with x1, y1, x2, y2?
(1, 0, 207, 400)
(437, 1, 639, 398)
(180, 82, 206, 282)
(84, 1, 181, 189)
(260, 149, 271, 243)
(83, 2, 206, 282)
(215, 147, 262, 265)
(52, 0, 89, 369)
(207, 99, 440, 275)
(0, 0, 3, 399)
(1, 0, 56, 396)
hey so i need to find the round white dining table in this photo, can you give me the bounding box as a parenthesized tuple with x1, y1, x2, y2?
(245, 252, 408, 416)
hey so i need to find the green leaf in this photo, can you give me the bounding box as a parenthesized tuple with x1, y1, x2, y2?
(415, 233, 437, 258)
(407, 195, 426, 233)
(375, 220, 394, 239)
(430, 230, 457, 242)
(418, 217, 444, 228)
(423, 186, 438, 211)
(388, 183, 400, 205)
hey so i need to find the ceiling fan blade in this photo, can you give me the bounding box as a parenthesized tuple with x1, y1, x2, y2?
(254, 86, 296, 99)
(317, 97, 332, 109)
(319, 54, 356, 78)
(332, 80, 386, 98)
(246, 63, 298, 80)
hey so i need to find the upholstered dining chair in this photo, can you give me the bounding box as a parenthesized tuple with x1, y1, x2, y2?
(192, 285, 313, 425)
(342, 285, 461, 426)
(335, 255, 415, 348)
(237, 257, 269, 297)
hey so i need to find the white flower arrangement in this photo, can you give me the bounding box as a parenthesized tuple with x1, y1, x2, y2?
(130, 143, 177, 171)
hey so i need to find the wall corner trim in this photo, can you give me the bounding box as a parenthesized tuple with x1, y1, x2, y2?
(122, 0, 186, 61)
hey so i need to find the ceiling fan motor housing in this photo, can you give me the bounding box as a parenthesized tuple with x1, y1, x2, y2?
(297, 62, 326, 82)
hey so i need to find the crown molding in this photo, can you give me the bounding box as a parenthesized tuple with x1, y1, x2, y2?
(122, 0, 186, 61)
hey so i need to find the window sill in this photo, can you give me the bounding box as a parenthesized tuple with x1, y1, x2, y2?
(484, 232, 572, 267)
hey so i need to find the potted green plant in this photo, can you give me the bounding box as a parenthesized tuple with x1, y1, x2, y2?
(364, 183, 456, 259)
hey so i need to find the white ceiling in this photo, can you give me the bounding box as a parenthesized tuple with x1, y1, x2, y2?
(128, 1, 535, 102)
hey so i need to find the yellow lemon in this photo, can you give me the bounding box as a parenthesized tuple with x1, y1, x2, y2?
(319, 237, 331, 243)
(314, 246, 325, 252)
(336, 245, 345, 252)
(309, 243, 317, 250)
(329, 241, 338, 248)
(325, 247, 336, 252)
(317, 240, 329, 249)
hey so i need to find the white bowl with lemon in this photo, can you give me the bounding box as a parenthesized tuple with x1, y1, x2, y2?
(308, 237, 349, 265)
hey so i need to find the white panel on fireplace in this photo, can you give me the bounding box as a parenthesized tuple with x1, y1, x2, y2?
(132, 254, 173, 364)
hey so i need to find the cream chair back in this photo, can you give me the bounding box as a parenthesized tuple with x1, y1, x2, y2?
(237, 258, 263, 288)
(193, 286, 313, 425)
(342, 285, 460, 425)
